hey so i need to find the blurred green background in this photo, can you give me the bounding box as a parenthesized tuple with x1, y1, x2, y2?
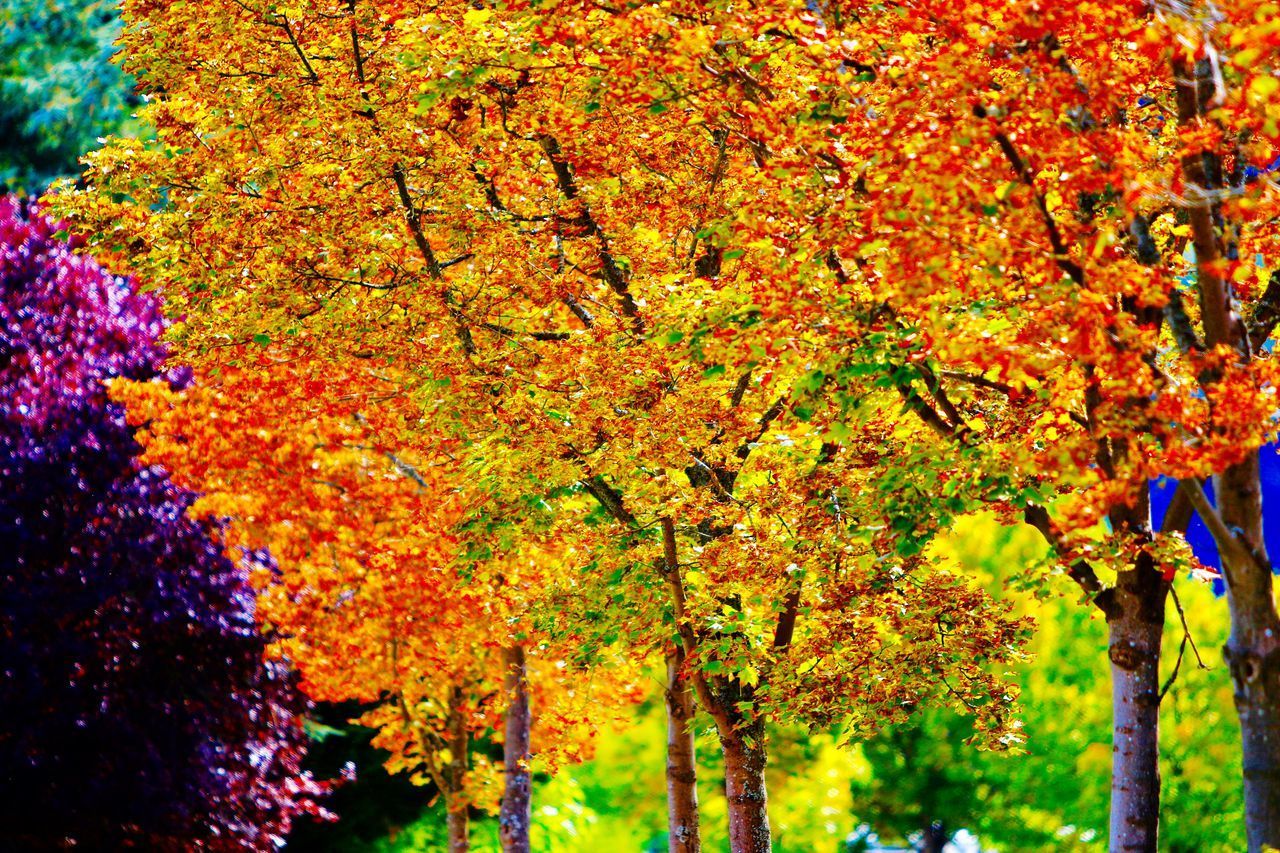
(1, 0, 143, 194)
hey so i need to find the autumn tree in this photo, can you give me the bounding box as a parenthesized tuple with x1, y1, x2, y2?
(668, 2, 1280, 849)
(54, 1, 1032, 850)
(116, 349, 644, 852)
(0, 198, 326, 849)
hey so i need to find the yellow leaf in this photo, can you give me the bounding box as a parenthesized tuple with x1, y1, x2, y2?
(1252, 75, 1280, 99)
(634, 226, 663, 246)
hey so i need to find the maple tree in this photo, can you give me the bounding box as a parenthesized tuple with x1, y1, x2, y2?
(114, 349, 645, 852)
(0, 197, 326, 850)
(53, 1, 1033, 851)
(672, 2, 1280, 850)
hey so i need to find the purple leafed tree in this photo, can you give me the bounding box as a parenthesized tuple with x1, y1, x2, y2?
(0, 197, 327, 850)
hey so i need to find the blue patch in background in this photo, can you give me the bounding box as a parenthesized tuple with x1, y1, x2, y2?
(1149, 444, 1280, 596)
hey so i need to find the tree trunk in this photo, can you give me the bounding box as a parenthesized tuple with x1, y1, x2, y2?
(1217, 455, 1280, 852)
(1107, 585, 1164, 853)
(446, 806, 469, 853)
(920, 821, 948, 853)
(499, 644, 532, 853)
(719, 717, 770, 853)
(445, 685, 470, 853)
(1174, 51, 1280, 851)
(665, 647, 701, 853)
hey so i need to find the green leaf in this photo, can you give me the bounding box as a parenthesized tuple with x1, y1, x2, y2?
(824, 421, 852, 442)
(795, 369, 825, 394)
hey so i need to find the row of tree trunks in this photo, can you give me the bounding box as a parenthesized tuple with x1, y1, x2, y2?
(497, 644, 760, 853)
(495, 640, 761, 853)
(438, 646, 530, 853)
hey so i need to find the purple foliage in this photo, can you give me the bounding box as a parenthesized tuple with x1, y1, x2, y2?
(0, 197, 327, 850)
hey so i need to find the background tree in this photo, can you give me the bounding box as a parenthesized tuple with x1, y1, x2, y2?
(0, 0, 140, 193)
(0, 197, 326, 850)
(851, 515, 1242, 853)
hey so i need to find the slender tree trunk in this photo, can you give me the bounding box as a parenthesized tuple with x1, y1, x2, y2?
(1174, 48, 1280, 850)
(1096, 480, 1166, 853)
(1107, 581, 1164, 853)
(500, 644, 532, 853)
(920, 821, 947, 853)
(445, 685, 470, 853)
(719, 717, 770, 853)
(660, 516, 772, 853)
(665, 647, 701, 853)
(446, 806, 469, 853)
(1217, 456, 1280, 852)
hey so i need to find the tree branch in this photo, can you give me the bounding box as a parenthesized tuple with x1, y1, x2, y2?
(897, 379, 956, 439)
(938, 369, 1015, 396)
(772, 577, 802, 650)
(537, 135, 644, 332)
(1250, 269, 1280, 352)
(661, 517, 726, 723)
(915, 363, 964, 430)
(1160, 482, 1195, 535)
(1165, 289, 1204, 354)
(1023, 504, 1118, 618)
(391, 164, 476, 356)
(277, 16, 319, 82)
(733, 396, 786, 462)
(975, 104, 1085, 286)
(577, 475, 638, 528)
(1176, 478, 1270, 582)
(1173, 56, 1250, 359)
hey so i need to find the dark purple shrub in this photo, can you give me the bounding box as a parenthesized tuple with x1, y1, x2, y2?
(0, 197, 326, 850)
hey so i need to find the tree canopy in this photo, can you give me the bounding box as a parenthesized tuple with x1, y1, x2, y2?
(38, 0, 1280, 849)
